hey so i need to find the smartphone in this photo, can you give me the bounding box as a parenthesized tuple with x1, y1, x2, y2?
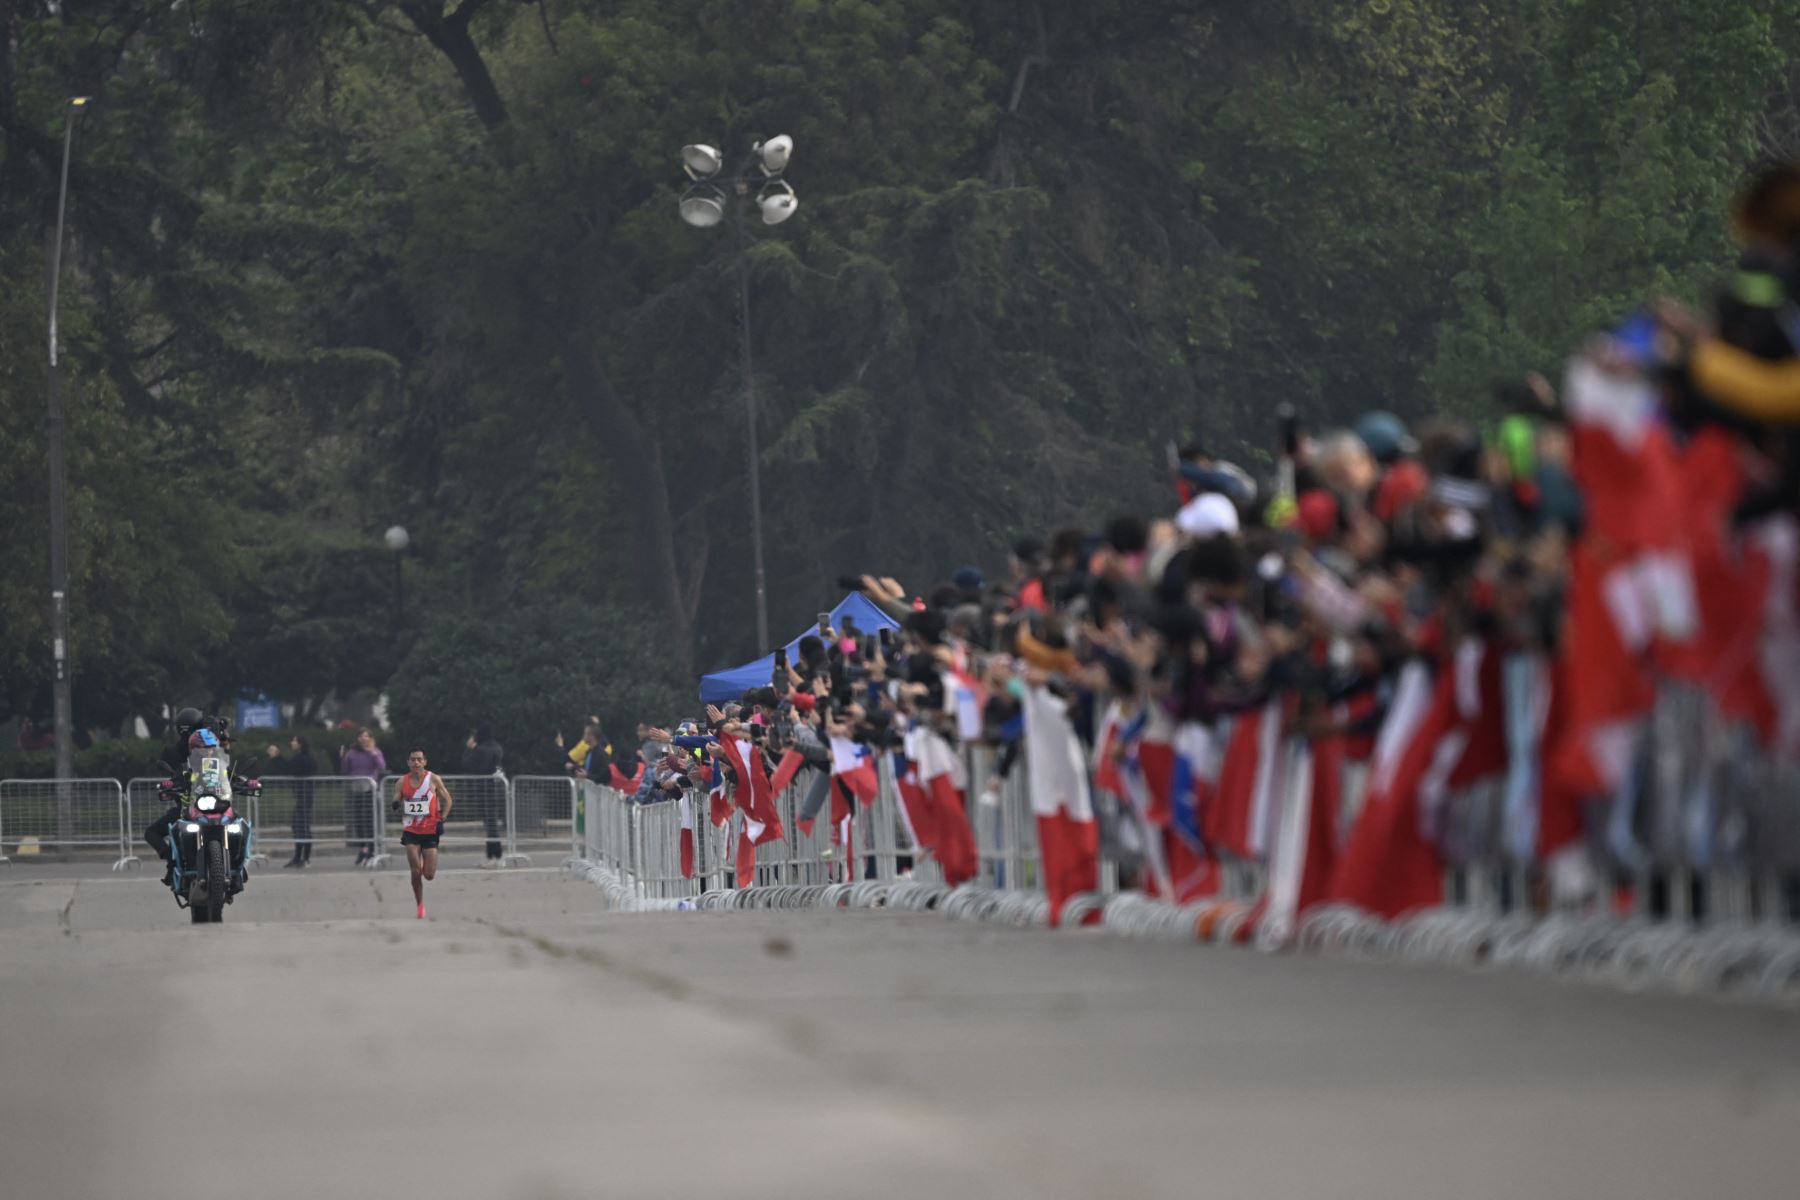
(817, 612, 832, 635)
(1277, 403, 1300, 457)
(878, 627, 893, 655)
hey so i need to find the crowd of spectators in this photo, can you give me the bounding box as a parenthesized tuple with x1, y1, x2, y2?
(588, 164, 1800, 921)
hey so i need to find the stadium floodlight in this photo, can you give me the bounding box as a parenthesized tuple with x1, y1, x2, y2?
(758, 180, 798, 226)
(672, 135, 802, 653)
(757, 135, 792, 175)
(679, 187, 728, 227)
(681, 143, 723, 180)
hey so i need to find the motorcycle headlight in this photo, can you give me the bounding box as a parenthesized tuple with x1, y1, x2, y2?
(226, 821, 245, 835)
(196, 795, 219, 812)
(184, 823, 201, 834)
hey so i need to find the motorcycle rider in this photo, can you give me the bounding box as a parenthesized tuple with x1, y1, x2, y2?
(145, 715, 254, 889)
(144, 708, 205, 878)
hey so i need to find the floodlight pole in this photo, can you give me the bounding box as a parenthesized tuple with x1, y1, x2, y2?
(680, 141, 791, 654)
(733, 198, 771, 654)
(47, 98, 87, 803)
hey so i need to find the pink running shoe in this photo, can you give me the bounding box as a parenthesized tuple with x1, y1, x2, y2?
(416, 903, 427, 920)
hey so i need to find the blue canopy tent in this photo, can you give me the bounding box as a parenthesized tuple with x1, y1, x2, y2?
(698, 593, 902, 703)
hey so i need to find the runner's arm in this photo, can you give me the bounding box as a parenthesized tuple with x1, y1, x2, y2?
(435, 776, 454, 822)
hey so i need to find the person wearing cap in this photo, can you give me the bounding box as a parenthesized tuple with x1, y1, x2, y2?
(565, 720, 613, 782)
(1176, 491, 1241, 540)
(1352, 411, 1419, 468)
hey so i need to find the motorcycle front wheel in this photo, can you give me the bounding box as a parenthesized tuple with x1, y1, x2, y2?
(204, 840, 227, 924)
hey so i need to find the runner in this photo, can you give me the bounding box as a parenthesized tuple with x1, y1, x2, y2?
(392, 749, 454, 919)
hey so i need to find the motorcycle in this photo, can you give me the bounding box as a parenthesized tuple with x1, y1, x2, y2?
(159, 744, 258, 924)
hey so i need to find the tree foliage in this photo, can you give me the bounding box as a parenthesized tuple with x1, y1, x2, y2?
(386, 598, 689, 774)
(1, 0, 1796, 731)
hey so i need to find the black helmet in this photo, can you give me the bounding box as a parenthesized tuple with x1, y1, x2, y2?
(174, 706, 202, 731)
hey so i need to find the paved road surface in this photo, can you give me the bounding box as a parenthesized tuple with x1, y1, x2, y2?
(1, 863, 1797, 1199)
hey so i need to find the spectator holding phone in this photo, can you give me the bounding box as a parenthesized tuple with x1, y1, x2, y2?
(565, 720, 614, 782)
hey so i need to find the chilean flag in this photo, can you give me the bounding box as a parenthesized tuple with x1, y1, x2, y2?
(1542, 357, 1697, 847)
(1168, 722, 1215, 849)
(769, 748, 807, 796)
(1113, 707, 1172, 898)
(912, 727, 978, 887)
(944, 668, 986, 742)
(1093, 704, 1131, 801)
(1206, 701, 1284, 861)
(734, 814, 757, 888)
(1259, 719, 1349, 945)
(1022, 685, 1099, 926)
(708, 758, 731, 828)
(609, 762, 645, 792)
(1166, 721, 1222, 902)
(717, 735, 784, 846)
(678, 792, 695, 879)
(829, 736, 880, 806)
(1121, 702, 1176, 827)
(893, 751, 932, 851)
(1328, 654, 1471, 918)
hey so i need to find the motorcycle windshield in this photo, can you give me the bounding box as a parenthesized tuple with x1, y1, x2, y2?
(188, 748, 233, 805)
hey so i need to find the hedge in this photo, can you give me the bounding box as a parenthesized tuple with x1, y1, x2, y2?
(0, 727, 394, 784)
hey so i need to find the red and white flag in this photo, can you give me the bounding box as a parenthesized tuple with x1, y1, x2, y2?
(1543, 357, 1697, 846)
(1329, 652, 1484, 918)
(1205, 701, 1284, 861)
(944, 668, 986, 743)
(769, 747, 807, 796)
(1166, 720, 1223, 903)
(1093, 704, 1131, 800)
(707, 755, 731, 828)
(714, 736, 784, 845)
(911, 726, 978, 887)
(1022, 685, 1098, 926)
(734, 812, 757, 888)
(893, 752, 930, 851)
(829, 736, 880, 805)
(678, 792, 695, 879)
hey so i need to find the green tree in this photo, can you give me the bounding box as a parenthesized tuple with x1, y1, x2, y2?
(385, 598, 690, 775)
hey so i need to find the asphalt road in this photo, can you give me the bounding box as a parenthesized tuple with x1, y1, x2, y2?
(1, 862, 1797, 1200)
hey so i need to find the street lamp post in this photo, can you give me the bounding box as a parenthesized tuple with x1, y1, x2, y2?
(46, 96, 89, 797)
(384, 525, 410, 637)
(677, 137, 799, 654)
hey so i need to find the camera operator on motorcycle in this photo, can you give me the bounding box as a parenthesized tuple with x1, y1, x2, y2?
(143, 711, 256, 884)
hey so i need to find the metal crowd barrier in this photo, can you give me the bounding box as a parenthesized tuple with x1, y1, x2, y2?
(232, 774, 383, 865)
(0, 778, 133, 869)
(570, 754, 1018, 908)
(510, 775, 577, 864)
(20, 770, 576, 875)
(964, 744, 1041, 890)
(132, 774, 386, 867)
(560, 684, 1800, 1002)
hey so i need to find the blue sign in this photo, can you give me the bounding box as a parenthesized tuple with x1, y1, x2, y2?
(235, 695, 282, 730)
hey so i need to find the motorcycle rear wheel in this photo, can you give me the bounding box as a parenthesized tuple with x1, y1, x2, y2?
(204, 840, 227, 923)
